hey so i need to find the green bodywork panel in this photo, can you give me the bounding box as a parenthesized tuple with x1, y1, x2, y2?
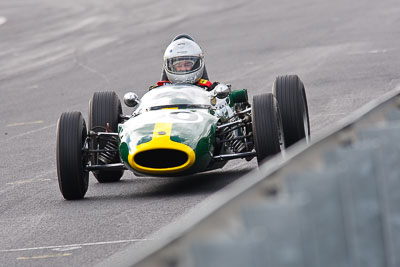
(230, 89, 248, 104)
(118, 85, 222, 177)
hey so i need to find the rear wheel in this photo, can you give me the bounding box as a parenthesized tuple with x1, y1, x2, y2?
(89, 91, 124, 183)
(252, 93, 285, 164)
(273, 75, 310, 147)
(56, 112, 89, 200)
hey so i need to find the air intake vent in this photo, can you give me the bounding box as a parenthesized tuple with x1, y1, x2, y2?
(134, 149, 188, 169)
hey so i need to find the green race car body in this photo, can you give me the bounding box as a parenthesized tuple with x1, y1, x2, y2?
(118, 84, 248, 177)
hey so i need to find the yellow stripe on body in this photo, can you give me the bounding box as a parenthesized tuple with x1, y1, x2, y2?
(152, 107, 176, 140)
(153, 122, 173, 137)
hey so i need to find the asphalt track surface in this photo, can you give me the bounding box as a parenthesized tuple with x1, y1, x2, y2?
(0, 0, 399, 266)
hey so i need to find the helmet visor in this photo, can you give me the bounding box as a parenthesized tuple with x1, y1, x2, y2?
(166, 56, 202, 75)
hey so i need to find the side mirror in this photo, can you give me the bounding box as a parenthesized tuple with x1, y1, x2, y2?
(123, 92, 140, 107)
(214, 84, 231, 99)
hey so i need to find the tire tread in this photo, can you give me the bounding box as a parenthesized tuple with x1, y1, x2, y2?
(252, 93, 281, 164)
(273, 75, 310, 147)
(56, 112, 88, 200)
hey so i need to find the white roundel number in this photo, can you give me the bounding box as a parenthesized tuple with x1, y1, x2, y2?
(169, 111, 200, 122)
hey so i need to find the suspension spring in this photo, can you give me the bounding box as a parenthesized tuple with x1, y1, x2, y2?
(225, 131, 246, 153)
(98, 136, 119, 164)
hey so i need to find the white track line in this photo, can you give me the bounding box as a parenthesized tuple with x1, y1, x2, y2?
(17, 253, 72, 260)
(0, 239, 154, 253)
(3, 124, 55, 141)
(6, 178, 51, 185)
(7, 120, 44, 127)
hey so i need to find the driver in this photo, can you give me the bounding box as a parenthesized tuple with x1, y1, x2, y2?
(150, 34, 218, 90)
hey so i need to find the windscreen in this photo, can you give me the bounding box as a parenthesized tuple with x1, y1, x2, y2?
(135, 85, 211, 112)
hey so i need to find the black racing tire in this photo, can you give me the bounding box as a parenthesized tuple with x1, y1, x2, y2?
(252, 93, 285, 165)
(89, 91, 124, 183)
(272, 75, 310, 147)
(56, 112, 89, 200)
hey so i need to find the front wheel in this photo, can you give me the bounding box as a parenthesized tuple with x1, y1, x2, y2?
(56, 112, 89, 200)
(252, 93, 285, 165)
(272, 75, 310, 147)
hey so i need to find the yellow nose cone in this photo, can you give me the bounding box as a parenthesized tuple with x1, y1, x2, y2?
(128, 122, 195, 174)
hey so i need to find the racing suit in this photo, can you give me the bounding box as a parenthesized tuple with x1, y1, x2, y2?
(150, 79, 216, 90)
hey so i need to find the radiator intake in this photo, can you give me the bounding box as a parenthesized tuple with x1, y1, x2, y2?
(134, 149, 189, 169)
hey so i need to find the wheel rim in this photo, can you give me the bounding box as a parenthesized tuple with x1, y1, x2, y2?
(276, 103, 286, 152)
(302, 95, 310, 144)
(81, 121, 89, 189)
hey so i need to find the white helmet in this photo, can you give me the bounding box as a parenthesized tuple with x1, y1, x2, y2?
(163, 36, 204, 84)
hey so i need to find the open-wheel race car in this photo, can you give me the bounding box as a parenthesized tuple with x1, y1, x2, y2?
(56, 75, 310, 200)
